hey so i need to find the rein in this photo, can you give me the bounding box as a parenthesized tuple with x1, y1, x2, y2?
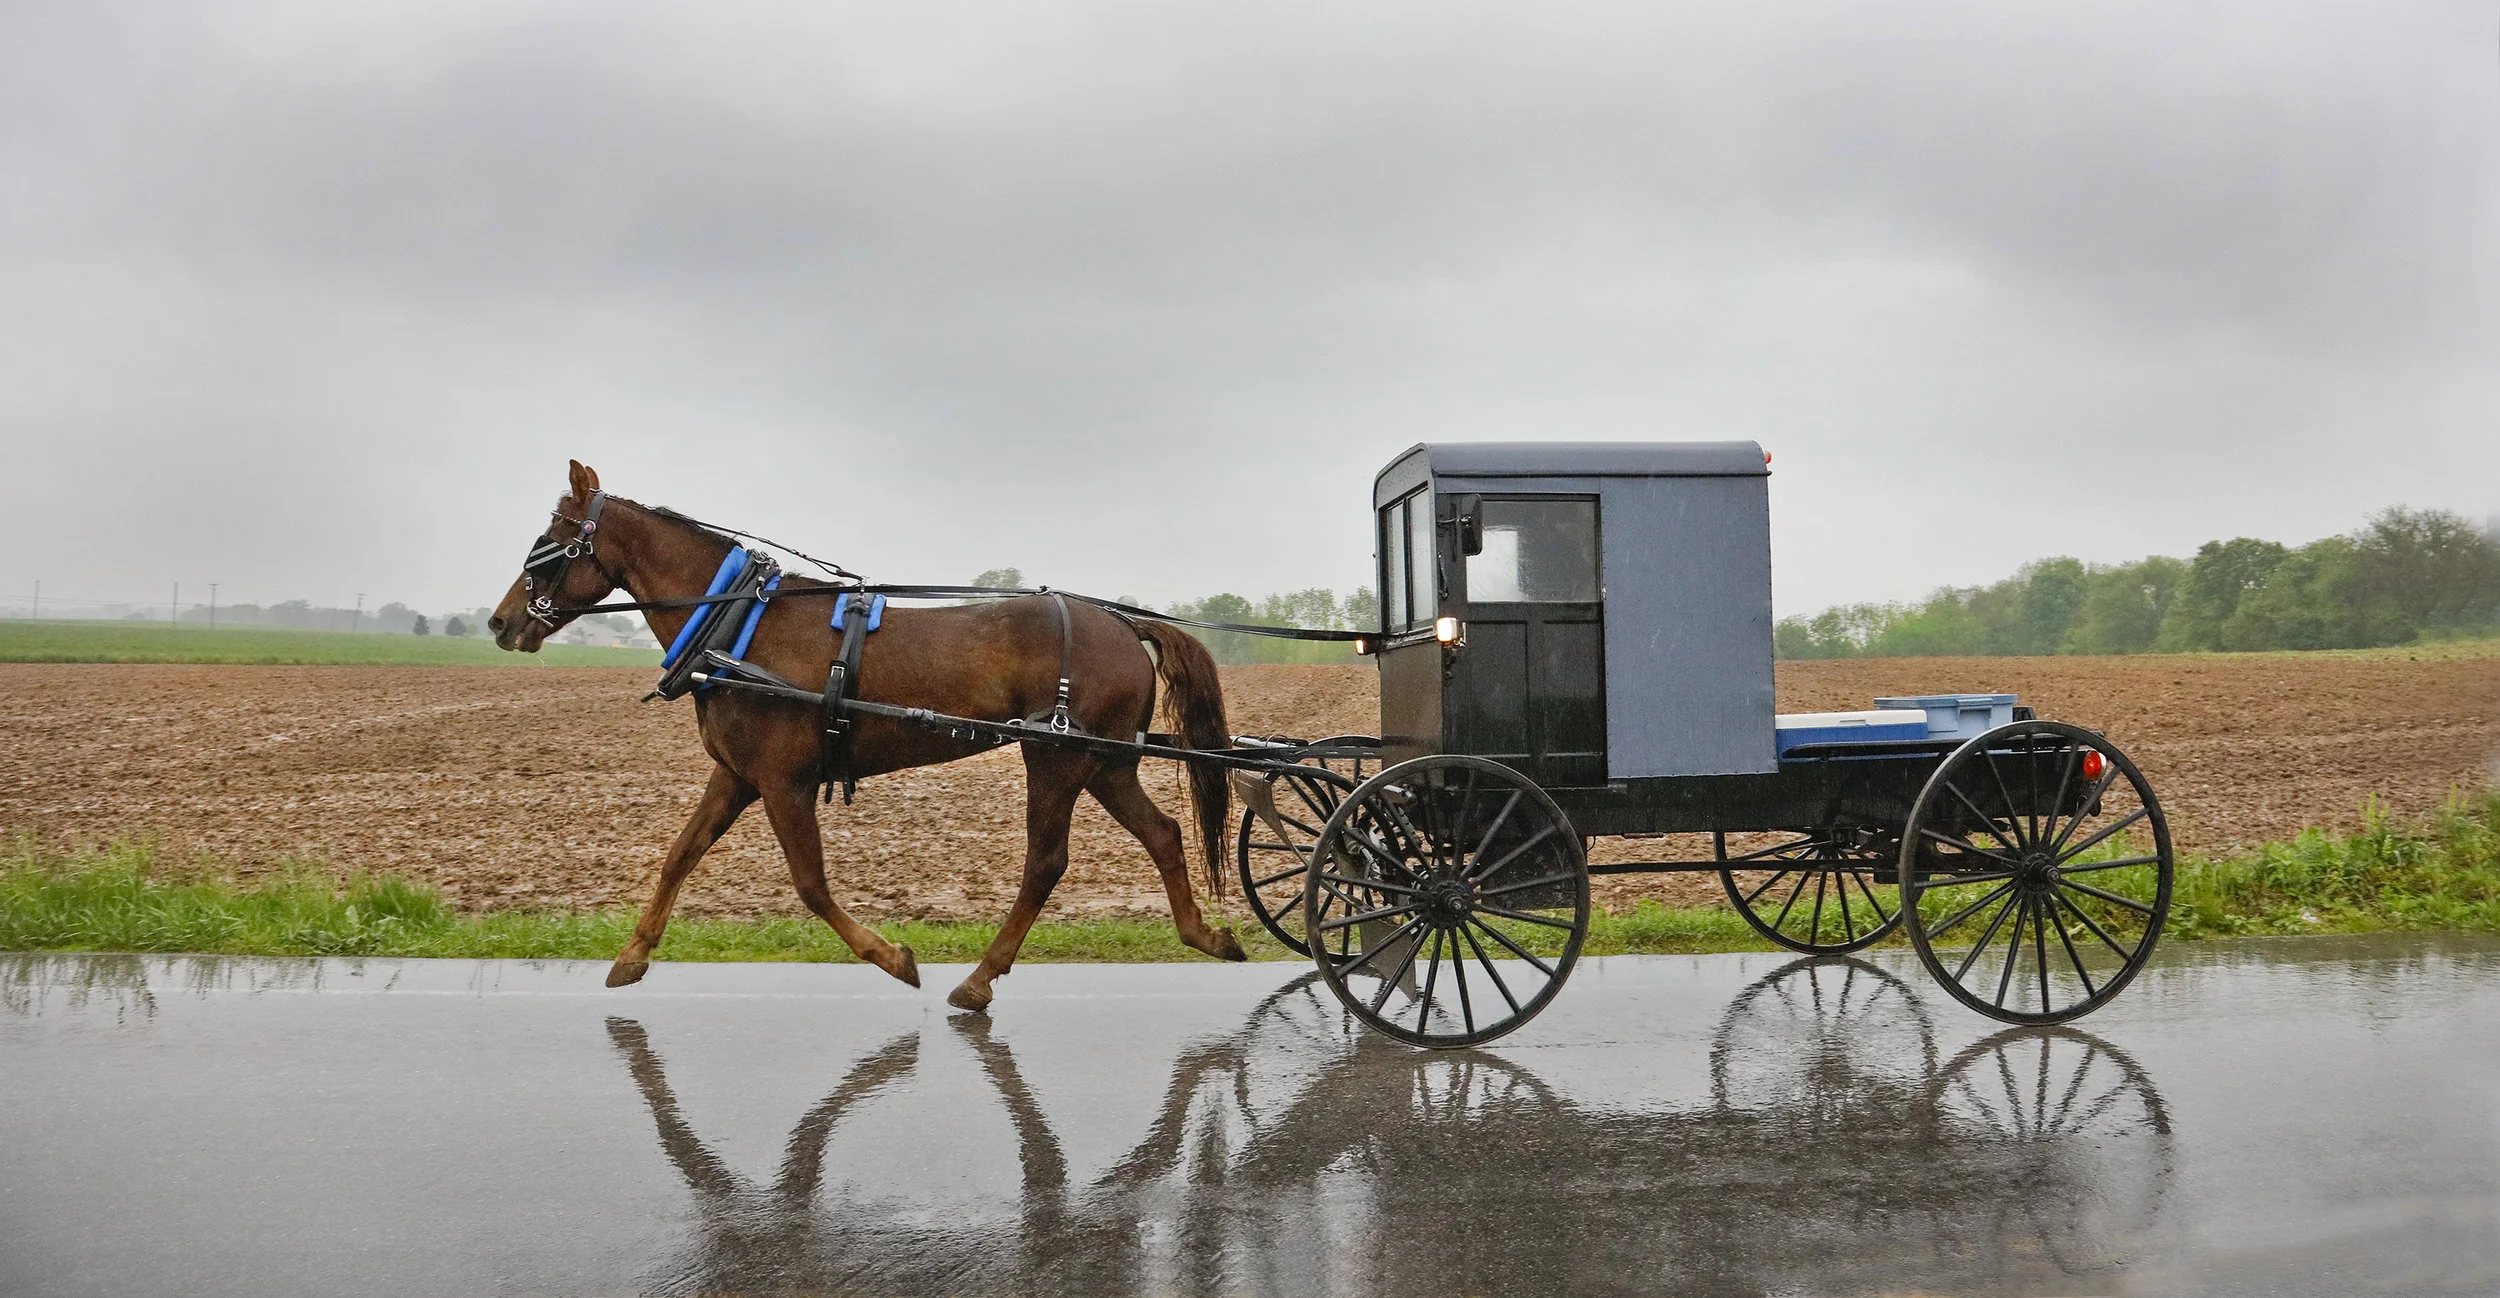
(514, 496, 1365, 643)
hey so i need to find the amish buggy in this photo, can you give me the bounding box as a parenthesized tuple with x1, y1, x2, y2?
(494, 445, 2174, 1048)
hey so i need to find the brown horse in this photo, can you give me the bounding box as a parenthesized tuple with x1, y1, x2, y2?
(488, 461, 1244, 1011)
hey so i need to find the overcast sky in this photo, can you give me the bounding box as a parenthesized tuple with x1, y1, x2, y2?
(3, 1, 2494, 621)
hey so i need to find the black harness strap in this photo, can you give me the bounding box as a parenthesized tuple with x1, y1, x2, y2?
(819, 590, 874, 804)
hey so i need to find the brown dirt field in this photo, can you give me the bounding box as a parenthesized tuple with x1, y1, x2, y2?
(2, 653, 2493, 924)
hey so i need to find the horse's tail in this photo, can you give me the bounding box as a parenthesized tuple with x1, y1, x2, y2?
(1141, 620, 1232, 898)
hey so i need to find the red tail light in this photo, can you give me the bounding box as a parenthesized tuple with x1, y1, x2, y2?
(2081, 749, 2106, 783)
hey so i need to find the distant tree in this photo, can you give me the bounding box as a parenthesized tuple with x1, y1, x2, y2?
(2154, 538, 2290, 651)
(971, 567, 1024, 590)
(411, 614, 430, 636)
(444, 616, 469, 637)
(2062, 557, 2185, 656)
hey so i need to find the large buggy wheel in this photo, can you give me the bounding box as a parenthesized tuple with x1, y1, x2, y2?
(1899, 721, 2173, 1025)
(1718, 828, 1905, 954)
(1232, 738, 1376, 957)
(1304, 755, 1589, 1049)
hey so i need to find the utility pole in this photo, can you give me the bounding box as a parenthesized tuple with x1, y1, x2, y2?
(30, 580, 37, 621)
(209, 583, 219, 630)
(352, 593, 364, 633)
(172, 583, 180, 627)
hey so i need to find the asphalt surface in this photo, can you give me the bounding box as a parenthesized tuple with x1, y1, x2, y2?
(3, 936, 2496, 1298)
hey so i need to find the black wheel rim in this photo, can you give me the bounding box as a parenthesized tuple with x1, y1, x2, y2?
(1898, 722, 2173, 1025)
(1719, 828, 1905, 954)
(1305, 755, 1589, 1049)
(1235, 745, 1371, 957)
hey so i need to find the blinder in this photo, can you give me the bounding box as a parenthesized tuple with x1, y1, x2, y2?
(519, 490, 610, 625)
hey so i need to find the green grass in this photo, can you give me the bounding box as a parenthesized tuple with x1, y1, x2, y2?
(0, 620, 660, 667)
(3, 794, 2493, 964)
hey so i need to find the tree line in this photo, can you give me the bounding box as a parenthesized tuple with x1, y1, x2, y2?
(1776, 506, 2500, 660)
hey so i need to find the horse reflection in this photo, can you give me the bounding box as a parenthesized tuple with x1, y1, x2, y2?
(614, 957, 2173, 1298)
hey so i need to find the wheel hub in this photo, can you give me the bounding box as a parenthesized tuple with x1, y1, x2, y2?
(1420, 875, 1473, 926)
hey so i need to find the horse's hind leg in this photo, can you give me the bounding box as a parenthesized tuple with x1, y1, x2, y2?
(1088, 762, 1247, 963)
(758, 781, 921, 988)
(948, 749, 1094, 1013)
(610, 763, 756, 987)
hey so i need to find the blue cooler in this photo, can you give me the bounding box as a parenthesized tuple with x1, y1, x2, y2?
(1873, 694, 2020, 742)
(1774, 709, 1931, 756)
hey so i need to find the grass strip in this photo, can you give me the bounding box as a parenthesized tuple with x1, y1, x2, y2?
(2, 792, 2493, 964)
(0, 621, 659, 667)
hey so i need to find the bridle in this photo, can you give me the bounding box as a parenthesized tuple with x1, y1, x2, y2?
(518, 490, 613, 626)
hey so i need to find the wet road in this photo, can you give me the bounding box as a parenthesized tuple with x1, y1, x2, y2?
(3, 937, 2496, 1297)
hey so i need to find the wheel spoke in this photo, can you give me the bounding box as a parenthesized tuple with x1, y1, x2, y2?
(1475, 904, 1578, 931)
(1249, 865, 1309, 890)
(1415, 929, 1446, 1033)
(1365, 927, 1429, 1014)
(1475, 870, 1582, 899)
(1806, 870, 1829, 943)
(2039, 741, 2085, 856)
(1723, 834, 1822, 865)
(1928, 879, 2018, 941)
(1464, 789, 1525, 878)
(1850, 867, 1893, 925)
(2048, 898, 2099, 999)
(2049, 766, 2123, 856)
(2051, 888, 2137, 962)
(1917, 827, 2020, 867)
(1983, 750, 2032, 850)
(1466, 823, 1561, 883)
(2055, 806, 2150, 865)
(2054, 854, 2162, 875)
(2057, 878, 2157, 916)
(1908, 865, 2019, 891)
(1769, 869, 1812, 931)
(1458, 923, 1521, 1014)
(1951, 889, 2022, 982)
(1993, 897, 2030, 1008)
(1316, 872, 1422, 896)
(1317, 902, 1421, 933)
(1468, 915, 1558, 979)
(1741, 869, 1796, 907)
(2034, 895, 2053, 1014)
(1944, 780, 2023, 856)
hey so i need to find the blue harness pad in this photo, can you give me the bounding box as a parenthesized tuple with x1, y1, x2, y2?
(725, 574, 782, 662)
(662, 546, 750, 669)
(834, 594, 886, 635)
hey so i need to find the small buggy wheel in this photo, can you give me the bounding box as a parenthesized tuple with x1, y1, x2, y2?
(1233, 738, 1375, 957)
(1899, 721, 2173, 1025)
(1304, 755, 1588, 1049)
(1718, 828, 1905, 954)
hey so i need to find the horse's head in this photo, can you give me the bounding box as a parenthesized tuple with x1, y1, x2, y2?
(490, 460, 621, 652)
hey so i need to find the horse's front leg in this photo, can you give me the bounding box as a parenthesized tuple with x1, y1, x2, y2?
(759, 779, 921, 987)
(949, 749, 1094, 1013)
(610, 762, 756, 987)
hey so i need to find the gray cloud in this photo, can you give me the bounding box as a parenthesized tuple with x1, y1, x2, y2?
(2, 0, 2493, 619)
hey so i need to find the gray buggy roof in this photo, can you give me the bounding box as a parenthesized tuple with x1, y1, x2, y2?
(1379, 441, 1769, 489)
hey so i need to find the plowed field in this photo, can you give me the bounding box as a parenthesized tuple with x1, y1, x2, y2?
(3, 654, 2493, 922)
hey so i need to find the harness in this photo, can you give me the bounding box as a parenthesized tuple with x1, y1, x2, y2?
(509, 493, 1354, 805)
(519, 490, 611, 626)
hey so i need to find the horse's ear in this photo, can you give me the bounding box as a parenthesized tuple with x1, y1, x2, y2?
(568, 460, 600, 502)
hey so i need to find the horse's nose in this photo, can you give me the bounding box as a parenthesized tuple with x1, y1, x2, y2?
(487, 615, 506, 635)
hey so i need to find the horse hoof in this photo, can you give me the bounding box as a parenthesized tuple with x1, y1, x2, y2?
(605, 959, 650, 988)
(883, 944, 922, 988)
(947, 981, 992, 1013)
(1210, 927, 1249, 962)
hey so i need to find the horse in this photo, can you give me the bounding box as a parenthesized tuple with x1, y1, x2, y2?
(487, 460, 1245, 1011)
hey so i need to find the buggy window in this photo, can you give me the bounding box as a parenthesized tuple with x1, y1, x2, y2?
(1380, 488, 1434, 631)
(1467, 498, 1598, 603)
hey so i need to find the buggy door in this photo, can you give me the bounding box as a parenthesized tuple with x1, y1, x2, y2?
(1449, 496, 1606, 788)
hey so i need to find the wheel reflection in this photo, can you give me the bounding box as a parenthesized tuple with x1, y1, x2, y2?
(615, 958, 2172, 1298)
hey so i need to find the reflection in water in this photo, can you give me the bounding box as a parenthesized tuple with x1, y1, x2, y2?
(616, 957, 2173, 1297)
